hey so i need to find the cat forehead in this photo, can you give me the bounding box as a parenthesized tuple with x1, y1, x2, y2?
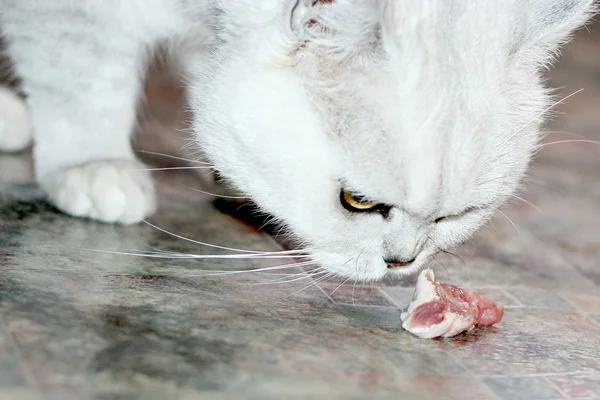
(318, 72, 536, 214)
(334, 115, 524, 213)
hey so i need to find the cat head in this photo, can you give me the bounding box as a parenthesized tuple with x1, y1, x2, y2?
(192, 0, 595, 281)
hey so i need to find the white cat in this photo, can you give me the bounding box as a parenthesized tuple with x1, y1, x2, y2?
(0, 0, 595, 281)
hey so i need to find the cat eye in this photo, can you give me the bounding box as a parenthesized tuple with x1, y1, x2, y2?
(340, 189, 384, 213)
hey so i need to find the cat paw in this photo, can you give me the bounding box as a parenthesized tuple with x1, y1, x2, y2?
(0, 87, 32, 152)
(40, 160, 157, 225)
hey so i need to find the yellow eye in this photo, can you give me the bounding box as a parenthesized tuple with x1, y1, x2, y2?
(340, 189, 379, 212)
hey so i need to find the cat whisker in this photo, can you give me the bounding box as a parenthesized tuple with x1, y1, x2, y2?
(252, 274, 321, 286)
(131, 166, 215, 172)
(351, 252, 366, 306)
(175, 182, 248, 199)
(141, 220, 305, 255)
(442, 250, 472, 285)
(497, 210, 523, 240)
(252, 268, 323, 277)
(82, 248, 307, 260)
(280, 271, 336, 301)
(258, 215, 279, 232)
(536, 139, 600, 148)
(251, 270, 321, 279)
(544, 130, 584, 137)
(522, 177, 571, 197)
(252, 264, 324, 277)
(251, 273, 311, 279)
(508, 194, 546, 216)
(524, 176, 600, 211)
(252, 269, 327, 286)
(99, 261, 317, 280)
(498, 88, 584, 150)
(327, 274, 353, 297)
(431, 254, 450, 277)
(173, 261, 317, 277)
(135, 150, 210, 165)
(441, 250, 465, 272)
(429, 256, 443, 277)
(165, 247, 306, 257)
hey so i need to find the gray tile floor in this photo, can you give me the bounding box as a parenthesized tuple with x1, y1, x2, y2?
(1, 23, 600, 400)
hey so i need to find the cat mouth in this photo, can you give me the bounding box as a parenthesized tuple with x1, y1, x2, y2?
(383, 251, 436, 280)
(386, 259, 417, 269)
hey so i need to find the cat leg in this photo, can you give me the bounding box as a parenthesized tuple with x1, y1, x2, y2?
(0, 86, 32, 152)
(1, 13, 156, 224)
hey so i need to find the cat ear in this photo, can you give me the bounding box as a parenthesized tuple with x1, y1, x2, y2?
(522, 0, 595, 52)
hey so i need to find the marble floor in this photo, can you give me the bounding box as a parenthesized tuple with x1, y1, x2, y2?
(1, 25, 600, 400)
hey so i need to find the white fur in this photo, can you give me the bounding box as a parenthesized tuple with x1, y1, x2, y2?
(41, 160, 156, 225)
(0, 0, 595, 277)
(0, 86, 31, 152)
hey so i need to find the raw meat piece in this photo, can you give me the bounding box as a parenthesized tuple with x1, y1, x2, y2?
(401, 269, 504, 339)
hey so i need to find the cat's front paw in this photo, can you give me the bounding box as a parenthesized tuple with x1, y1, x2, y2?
(0, 87, 32, 152)
(40, 160, 156, 225)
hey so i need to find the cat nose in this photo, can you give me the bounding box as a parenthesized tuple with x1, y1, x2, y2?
(385, 258, 416, 269)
